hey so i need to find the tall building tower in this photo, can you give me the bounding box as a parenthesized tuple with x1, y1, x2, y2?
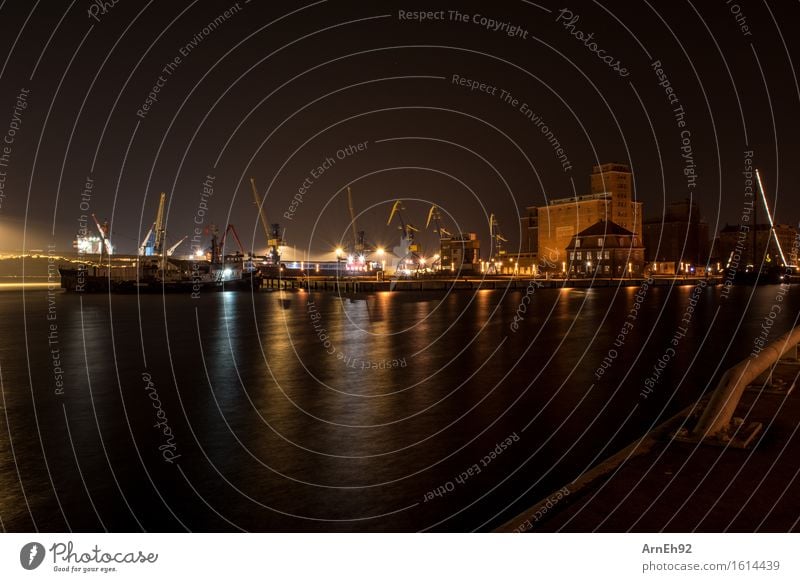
(589, 163, 642, 237)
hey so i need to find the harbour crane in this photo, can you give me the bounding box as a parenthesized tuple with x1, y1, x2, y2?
(250, 177, 283, 266)
(90, 213, 113, 259)
(165, 236, 187, 257)
(387, 200, 420, 249)
(219, 223, 247, 256)
(426, 205, 452, 271)
(153, 192, 166, 255)
(341, 187, 377, 271)
(426, 204, 452, 239)
(387, 200, 421, 272)
(137, 192, 187, 267)
(347, 186, 371, 256)
(206, 223, 247, 266)
(139, 192, 167, 256)
(138, 225, 154, 256)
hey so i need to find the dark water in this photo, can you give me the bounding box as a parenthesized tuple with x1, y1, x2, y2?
(0, 281, 798, 532)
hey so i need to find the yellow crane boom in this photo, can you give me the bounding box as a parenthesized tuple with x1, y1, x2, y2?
(153, 192, 166, 254)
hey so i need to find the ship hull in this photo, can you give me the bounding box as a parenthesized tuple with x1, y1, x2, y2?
(58, 267, 262, 293)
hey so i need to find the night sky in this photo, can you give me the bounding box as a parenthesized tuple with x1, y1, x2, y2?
(0, 0, 798, 258)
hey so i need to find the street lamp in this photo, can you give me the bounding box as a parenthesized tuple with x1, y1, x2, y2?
(335, 247, 344, 278)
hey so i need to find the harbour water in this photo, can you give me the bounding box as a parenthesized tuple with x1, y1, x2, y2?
(0, 282, 797, 531)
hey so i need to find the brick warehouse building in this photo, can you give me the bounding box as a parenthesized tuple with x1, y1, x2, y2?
(520, 163, 643, 267)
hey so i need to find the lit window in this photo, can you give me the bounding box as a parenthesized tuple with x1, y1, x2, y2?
(576, 251, 582, 260)
(604, 251, 610, 259)
(569, 252, 574, 260)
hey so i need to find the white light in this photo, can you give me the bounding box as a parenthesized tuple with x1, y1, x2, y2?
(223, 268, 232, 279)
(756, 169, 789, 266)
(195, 250, 204, 257)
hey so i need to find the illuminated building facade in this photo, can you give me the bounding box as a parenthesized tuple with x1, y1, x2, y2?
(565, 220, 645, 277)
(440, 232, 480, 271)
(521, 163, 643, 266)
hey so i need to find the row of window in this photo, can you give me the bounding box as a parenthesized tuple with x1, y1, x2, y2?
(571, 265, 612, 273)
(570, 251, 611, 260)
(569, 263, 642, 273)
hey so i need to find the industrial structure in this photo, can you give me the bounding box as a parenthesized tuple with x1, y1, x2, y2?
(643, 198, 709, 275)
(58, 164, 800, 292)
(488, 213, 508, 272)
(716, 169, 798, 276)
(73, 234, 105, 255)
(387, 200, 421, 273)
(250, 178, 283, 266)
(61, 189, 264, 293)
(340, 187, 380, 272)
(440, 233, 481, 272)
(717, 223, 797, 271)
(74, 215, 114, 258)
(521, 163, 643, 265)
(139, 192, 167, 257)
(425, 204, 450, 271)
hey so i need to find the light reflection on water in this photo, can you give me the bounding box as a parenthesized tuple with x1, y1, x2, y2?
(0, 284, 797, 531)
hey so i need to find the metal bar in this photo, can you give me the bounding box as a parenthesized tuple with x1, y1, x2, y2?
(693, 325, 800, 439)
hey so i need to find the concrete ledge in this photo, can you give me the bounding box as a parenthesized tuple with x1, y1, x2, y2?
(495, 404, 694, 532)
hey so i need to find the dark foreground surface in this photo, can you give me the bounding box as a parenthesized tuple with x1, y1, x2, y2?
(505, 364, 800, 532)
